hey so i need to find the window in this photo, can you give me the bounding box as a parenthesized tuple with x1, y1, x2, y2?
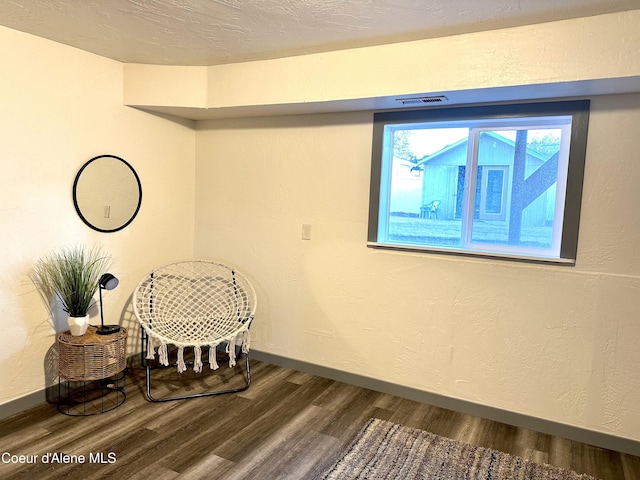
(367, 101, 590, 263)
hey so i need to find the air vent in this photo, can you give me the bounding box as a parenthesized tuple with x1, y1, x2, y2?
(395, 95, 448, 106)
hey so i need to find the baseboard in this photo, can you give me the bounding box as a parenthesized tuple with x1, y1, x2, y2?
(3, 350, 638, 457)
(0, 354, 144, 422)
(0, 389, 49, 420)
(251, 349, 640, 457)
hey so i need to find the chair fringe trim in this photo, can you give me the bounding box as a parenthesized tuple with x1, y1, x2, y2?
(241, 330, 250, 354)
(146, 335, 155, 360)
(177, 346, 187, 373)
(144, 326, 251, 373)
(194, 346, 203, 373)
(209, 345, 219, 370)
(159, 344, 168, 365)
(227, 341, 237, 368)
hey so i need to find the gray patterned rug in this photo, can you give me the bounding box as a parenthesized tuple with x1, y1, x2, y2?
(319, 418, 600, 479)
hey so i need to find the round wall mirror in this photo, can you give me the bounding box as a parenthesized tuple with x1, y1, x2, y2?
(73, 154, 142, 233)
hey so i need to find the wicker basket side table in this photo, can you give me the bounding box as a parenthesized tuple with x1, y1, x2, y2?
(57, 326, 127, 416)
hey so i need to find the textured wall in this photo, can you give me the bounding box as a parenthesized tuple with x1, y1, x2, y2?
(0, 25, 196, 405)
(123, 10, 640, 119)
(194, 95, 640, 441)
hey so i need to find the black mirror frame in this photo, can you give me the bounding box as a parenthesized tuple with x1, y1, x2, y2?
(72, 154, 143, 233)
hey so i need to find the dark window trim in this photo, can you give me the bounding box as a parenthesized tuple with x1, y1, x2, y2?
(367, 100, 590, 263)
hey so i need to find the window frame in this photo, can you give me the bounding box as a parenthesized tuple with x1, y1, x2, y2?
(367, 100, 590, 264)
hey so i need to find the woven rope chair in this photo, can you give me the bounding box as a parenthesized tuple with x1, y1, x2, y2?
(133, 260, 257, 402)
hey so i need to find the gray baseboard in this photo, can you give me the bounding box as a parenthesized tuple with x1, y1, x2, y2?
(0, 354, 144, 421)
(251, 349, 640, 457)
(3, 350, 638, 457)
(0, 389, 49, 420)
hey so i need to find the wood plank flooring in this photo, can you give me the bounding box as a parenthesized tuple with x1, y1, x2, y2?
(1, 358, 639, 480)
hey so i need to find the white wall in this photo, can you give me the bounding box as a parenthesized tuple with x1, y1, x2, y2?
(124, 10, 640, 119)
(0, 26, 196, 405)
(194, 94, 640, 442)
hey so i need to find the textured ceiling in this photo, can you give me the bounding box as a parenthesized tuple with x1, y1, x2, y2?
(0, 0, 638, 66)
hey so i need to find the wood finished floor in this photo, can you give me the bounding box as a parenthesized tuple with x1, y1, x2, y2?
(1, 359, 639, 480)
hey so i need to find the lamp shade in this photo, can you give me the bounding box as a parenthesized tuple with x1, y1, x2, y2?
(99, 273, 119, 290)
(97, 273, 120, 335)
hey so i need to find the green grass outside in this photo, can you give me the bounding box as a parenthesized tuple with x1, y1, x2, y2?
(388, 216, 553, 249)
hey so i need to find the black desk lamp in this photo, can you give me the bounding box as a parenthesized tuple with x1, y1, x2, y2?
(97, 273, 120, 335)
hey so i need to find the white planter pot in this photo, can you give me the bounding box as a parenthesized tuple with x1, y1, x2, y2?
(67, 315, 90, 336)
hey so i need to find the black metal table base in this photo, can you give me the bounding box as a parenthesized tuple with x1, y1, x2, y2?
(57, 370, 126, 416)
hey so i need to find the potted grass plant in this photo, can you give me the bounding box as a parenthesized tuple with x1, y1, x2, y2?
(34, 245, 112, 336)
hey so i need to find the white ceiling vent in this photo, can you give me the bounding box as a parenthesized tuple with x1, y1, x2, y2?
(395, 95, 448, 106)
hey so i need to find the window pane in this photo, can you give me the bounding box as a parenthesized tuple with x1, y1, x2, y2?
(386, 127, 467, 247)
(521, 189, 554, 248)
(469, 128, 562, 251)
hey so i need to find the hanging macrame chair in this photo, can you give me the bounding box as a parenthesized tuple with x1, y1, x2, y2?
(133, 260, 257, 402)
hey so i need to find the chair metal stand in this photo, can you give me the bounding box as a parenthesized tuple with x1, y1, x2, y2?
(140, 327, 251, 402)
